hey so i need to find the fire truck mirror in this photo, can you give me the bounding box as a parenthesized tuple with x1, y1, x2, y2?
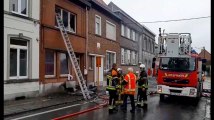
(202, 64, 206, 71)
(202, 59, 207, 63)
(152, 62, 155, 68)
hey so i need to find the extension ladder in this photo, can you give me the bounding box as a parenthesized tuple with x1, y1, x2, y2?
(55, 13, 91, 100)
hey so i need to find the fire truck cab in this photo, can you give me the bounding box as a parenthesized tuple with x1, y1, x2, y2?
(156, 28, 205, 100)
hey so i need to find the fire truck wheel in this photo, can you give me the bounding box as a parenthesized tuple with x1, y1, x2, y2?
(160, 94, 165, 101)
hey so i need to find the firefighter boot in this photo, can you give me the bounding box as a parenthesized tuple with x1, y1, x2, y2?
(108, 106, 114, 113)
(136, 102, 141, 107)
(143, 101, 148, 110)
(140, 100, 144, 108)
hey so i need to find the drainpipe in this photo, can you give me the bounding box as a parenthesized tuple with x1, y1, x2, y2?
(85, 6, 89, 86)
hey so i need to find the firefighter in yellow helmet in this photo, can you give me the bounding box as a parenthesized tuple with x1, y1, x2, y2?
(106, 63, 119, 113)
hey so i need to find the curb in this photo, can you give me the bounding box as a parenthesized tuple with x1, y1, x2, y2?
(4, 97, 84, 117)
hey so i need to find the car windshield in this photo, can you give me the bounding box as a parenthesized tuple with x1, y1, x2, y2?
(159, 57, 196, 71)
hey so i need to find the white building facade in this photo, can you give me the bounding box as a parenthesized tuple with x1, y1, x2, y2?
(4, 0, 40, 100)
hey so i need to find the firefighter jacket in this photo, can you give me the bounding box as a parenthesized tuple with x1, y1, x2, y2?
(123, 72, 137, 95)
(106, 69, 119, 91)
(137, 70, 148, 89)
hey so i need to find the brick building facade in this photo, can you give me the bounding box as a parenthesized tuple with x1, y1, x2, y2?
(39, 0, 91, 94)
(86, 0, 121, 86)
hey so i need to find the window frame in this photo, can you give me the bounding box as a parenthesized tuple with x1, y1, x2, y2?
(121, 48, 125, 64)
(106, 50, 116, 70)
(126, 27, 130, 39)
(55, 7, 76, 34)
(45, 50, 56, 78)
(9, 43, 28, 79)
(121, 24, 125, 36)
(106, 20, 116, 41)
(59, 52, 69, 77)
(11, 0, 28, 17)
(95, 15, 101, 36)
(89, 55, 95, 70)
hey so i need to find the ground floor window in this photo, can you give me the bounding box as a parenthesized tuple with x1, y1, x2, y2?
(89, 56, 95, 70)
(10, 38, 28, 79)
(60, 53, 68, 75)
(106, 51, 116, 70)
(45, 50, 55, 77)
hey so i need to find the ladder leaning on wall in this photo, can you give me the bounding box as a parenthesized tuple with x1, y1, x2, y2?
(55, 13, 91, 100)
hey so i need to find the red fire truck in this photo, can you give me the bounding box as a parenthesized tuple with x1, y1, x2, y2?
(156, 28, 206, 100)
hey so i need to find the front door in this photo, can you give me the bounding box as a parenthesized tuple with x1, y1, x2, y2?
(94, 56, 103, 86)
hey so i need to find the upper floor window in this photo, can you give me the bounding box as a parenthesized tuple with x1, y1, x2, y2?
(95, 15, 101, 35)
(126, 27, 130, 39)
(106, 20, 116, 40)
(131, 30, 135, 41)
(10, 0, 28, 16)
(121, 24, 125, 36)
(55, 7, 76, 33)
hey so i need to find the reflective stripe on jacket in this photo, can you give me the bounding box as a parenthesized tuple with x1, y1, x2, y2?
(124, 72, 137, 95)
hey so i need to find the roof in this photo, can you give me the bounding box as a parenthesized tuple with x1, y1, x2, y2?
(198, 49, 211, 61)
(70, 0, 91, 8)
(108, 2, 156, 37)
(87, 0, 121, 21)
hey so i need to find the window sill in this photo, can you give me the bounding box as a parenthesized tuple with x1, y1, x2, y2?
(121, 36, 136, 42)
(4, 79, 39, 84)
(60, 74, 68, 78)
(54, 26, 76, 34)
(45, 75, 56, 79)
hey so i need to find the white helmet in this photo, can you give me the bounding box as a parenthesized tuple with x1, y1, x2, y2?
(117, 68, 122, 71)
(139, 64, 145, 68)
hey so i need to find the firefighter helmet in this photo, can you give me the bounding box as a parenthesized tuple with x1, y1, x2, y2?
(139, 64, 145, 68)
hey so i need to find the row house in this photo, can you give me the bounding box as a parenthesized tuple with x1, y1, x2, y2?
(39, 0, 91, 94)
(108, 2, 156, 73)
(86, 0, 121, 86)
(4, 0, 40, 100)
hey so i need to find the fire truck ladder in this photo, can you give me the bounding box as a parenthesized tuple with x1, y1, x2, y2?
(56, 13, 91, 100)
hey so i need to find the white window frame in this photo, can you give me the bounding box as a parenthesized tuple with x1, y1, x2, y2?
(121, 24, 125, 36)
(55, 8, 76, 33)
(95, 15, 101, 35)
(60, 53, 69, 77)
(121, 48, 125, 64)
(106, 20, 116, 41)
(11, 0, 28, 17)
(10, 44, 28, 79)
(127, 50, 131, 64)
(106, 50, 116, 70)
(45, 51, 56, 78)
(126, 27, 130, 39)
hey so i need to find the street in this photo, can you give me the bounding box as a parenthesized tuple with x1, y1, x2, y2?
(5, 77, 211, 120)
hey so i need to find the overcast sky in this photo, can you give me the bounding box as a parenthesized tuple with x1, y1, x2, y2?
(103, 0, 211, 53)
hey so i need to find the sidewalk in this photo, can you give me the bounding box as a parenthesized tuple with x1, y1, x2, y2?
(4, 92, 84, 116)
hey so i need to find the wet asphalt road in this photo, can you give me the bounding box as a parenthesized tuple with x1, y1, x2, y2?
(5, 77, 211, 120)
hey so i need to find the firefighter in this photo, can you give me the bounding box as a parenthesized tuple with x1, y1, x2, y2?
(106, 63, 119, 113)
(115, 68, 124, 106)
(121, 67, 137, 113)
(136, 64, 148, 108)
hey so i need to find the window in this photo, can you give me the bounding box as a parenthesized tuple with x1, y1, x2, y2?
(160, 58, 196, 71)
(45, 50, 55, 77)
(130, 51, 137, 65)
(55, 7, 76, 33)
(126, 27, 130, 39)
(106, 51, 116, 70)
(121, 48, 125, 64)
(132, 30, 135, 41)
(121, 24, 125, 36)
(124, 49, 127, 64)
(89, 56, 95, 70)
(144, 37, 147, 50)
(95, 15, 101, 35)
(10, 0, 28, 16)
(10, 39, 28, 79)
(60, 53, 68, 75)
(127, 50, 131, 64)
(106, 21, 116, 40)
